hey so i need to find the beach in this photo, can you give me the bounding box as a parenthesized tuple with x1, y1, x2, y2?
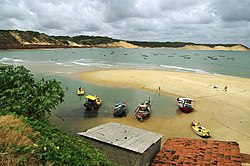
(79, 69, 250, 153)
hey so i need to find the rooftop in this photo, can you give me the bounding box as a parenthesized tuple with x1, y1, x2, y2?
(152, 138, 242, 166)
(78, 122, 163, 153)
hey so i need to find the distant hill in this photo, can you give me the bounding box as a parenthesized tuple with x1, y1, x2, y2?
(0, 30, 248, 51)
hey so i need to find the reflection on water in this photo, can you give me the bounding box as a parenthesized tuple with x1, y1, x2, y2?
(83, 110, 99, 118)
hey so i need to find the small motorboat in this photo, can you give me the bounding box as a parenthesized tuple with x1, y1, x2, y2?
(77, 87, 85, 96)
(113, 102, 127, 117)
(83, 95, 102, 110)
(177, 97, 194, 113)
(134, 100, 151, 122)
(191, 122, 211, 138)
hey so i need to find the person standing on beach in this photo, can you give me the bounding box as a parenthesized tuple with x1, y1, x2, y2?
(224, 86, 227, 92)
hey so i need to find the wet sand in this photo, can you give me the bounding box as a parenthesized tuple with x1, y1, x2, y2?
(79, 69, 250, 153)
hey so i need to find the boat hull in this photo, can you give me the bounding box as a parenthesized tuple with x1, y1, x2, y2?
(77, 89, 85, 96)
(134, 103, 151, 122)
(191, 122, 211, 138)
(113, 102, 127, 117)
(178, 106, 193, 113)
(177, 97, 194, 113)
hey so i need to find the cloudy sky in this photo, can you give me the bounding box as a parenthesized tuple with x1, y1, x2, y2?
(1, 0, 250, 47)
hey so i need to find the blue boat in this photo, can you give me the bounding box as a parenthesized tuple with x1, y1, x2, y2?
(113, 102, 127, 117)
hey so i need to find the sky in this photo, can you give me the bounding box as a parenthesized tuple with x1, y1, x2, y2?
(1, 0, 250, 47)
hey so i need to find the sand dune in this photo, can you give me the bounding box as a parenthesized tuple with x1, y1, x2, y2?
(79, 69, 250, 153)
(183, 44, 249, 51)
(97, 41, 140, 48)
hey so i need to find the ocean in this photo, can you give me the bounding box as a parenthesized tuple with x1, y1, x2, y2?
(1, 48, 250, 78)
(1, 48, 250, 131)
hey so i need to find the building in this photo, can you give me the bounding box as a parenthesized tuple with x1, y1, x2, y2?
(78, 122, 163, 166)
(152, 138, 243, 165)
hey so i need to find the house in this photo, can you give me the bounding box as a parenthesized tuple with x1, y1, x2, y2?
(78, 122, 163, 166)
(152, 138, 243, 165)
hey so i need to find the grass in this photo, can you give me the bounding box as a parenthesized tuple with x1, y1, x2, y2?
(0, 114, 115, 165)
(0, 115, 39, 165)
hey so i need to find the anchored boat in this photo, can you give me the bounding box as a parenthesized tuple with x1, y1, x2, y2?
(113, 102, 127, 117)
(77, 87, 85, 96)
(134, 99, 151, 122)
(83, 95, 102, 111)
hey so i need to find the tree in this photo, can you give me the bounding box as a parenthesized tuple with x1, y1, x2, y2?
(0, 65, 64, 120)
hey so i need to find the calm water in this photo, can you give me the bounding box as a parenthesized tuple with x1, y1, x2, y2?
(1, 48, 250, 130)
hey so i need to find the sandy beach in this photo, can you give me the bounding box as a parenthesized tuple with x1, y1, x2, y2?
(79, 69, 250, 153)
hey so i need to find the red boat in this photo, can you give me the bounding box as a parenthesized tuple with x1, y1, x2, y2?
(177, 97, 194, 113)
(134, 100, 151, 122)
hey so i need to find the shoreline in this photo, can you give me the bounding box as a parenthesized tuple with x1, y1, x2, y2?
(79, 69, 250, 153)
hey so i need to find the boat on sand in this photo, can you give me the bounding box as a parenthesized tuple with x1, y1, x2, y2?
(191, 122, 211, 138)
(177, 97, 194, 113)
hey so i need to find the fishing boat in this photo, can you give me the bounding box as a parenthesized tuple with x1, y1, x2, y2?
(191, 122, 211, 138)
(83, 95, 102, 110)
(134, 100, 151, 122)
(77, 87, 85, 96)
(113, 102, 127, 117)
(177, 97, 194, 113)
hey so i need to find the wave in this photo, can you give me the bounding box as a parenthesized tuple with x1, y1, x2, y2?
(160, 65, 210, 74)
(72, 61, 118, 68)
(0, 57, 25, 64)
(55, 62, 73, 67)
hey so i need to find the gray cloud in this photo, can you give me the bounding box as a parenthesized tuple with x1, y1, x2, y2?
(211, 0, 250, 22)
(0, 0, 249, 47)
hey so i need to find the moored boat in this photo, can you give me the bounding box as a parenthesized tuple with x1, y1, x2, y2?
(83, 95, 102, 110)
(113, 102, 127, 117)
(134, 100, 151, 122)
(77, 87, 85, 96)
(191, 122, 211, 138)
(177, 97, 194, 113)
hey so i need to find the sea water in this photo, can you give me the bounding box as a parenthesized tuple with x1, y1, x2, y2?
(1, 48, 250, 131)
(1, 48, 250, 78)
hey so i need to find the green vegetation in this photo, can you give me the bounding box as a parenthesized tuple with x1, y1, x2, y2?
(0, 65, 115, 165)
(0, 29, 248, 49)
(53, 35, 118, 45)
(128, 41, 195, 48)
(0, 65, 64, 120)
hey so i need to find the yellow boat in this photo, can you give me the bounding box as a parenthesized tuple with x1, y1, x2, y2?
(83, 95, 102, 110)
(191, 122, 211, 138)
(77, 87, 85, 96)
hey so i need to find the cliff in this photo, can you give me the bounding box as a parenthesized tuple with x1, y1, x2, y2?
(182, 44, 249, 51)
(0, 30, 248, 51)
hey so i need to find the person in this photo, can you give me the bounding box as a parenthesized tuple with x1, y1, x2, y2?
(79, 87, 82, 91)
(224, 86, 227, 92)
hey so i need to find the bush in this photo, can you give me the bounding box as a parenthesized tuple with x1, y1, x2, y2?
(0, 65, 64, 120)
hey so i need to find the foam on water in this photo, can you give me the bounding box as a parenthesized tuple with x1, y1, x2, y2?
(0, 57, 25, 65)
(160, 65, 210, 74)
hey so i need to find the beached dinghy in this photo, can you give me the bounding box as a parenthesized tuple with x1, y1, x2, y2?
(191, 122, 211, 138)
(177, 97, 194, 113)
(113, 102, 127, 117)
(83, 95, 102, 110)
(77, 87, 85, 96)
(134, 100, 151, 122)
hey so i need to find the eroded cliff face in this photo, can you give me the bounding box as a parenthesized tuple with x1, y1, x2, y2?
(96, 41, 140, 48)
(182, 44, 249, 51)
(0, 30, 248, 51)
(0, 30, 66, 49)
